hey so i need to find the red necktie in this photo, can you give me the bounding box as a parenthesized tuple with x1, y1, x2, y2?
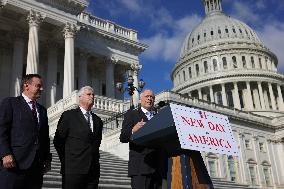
(31, 101, 38, 123)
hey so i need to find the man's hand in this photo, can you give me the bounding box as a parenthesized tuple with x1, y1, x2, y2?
(2, 155, 16, 169)
(43, 160, 51, 173)
(132, 119, 145, 134)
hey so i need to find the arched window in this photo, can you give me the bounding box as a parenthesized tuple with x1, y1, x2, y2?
(242, 56, 246, 68)
(247, 159, 257, 186)
(222, 57, 227, 69)
(183, 70, 186, 81)
(216, 91, 222, 105)
(227, 91, 234, 107)
(232, 56, 237, 68)
(213, 59, 218, 71)
(208, 160, 217, 177)
(251, 57, 255, 68)
(259, 58, 262, 69)
(228, 156, 237, 181)
(204, 61, 208, 73)
(196, 64, 200, 76)
(207, 153, 218, 178)
(262, 162, 272, 186)
(188, 67, 192, 78)
(225, 28, 229, 34)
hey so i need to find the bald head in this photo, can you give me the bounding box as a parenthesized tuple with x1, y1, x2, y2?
(140, 89, 155, 111)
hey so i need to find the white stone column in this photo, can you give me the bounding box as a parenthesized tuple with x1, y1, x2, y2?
(10, 34, 25, 97)
(233, 82, 241, 109)
(257, 82, 266, 110)
(277, 84, 284, 111)
(198, 88, 202, 99)
(209, 85, 214, 103)
(130, 63, 142, 107)
(246, 81, 254, 110)
(252, 88, 261, 110)
(26, 10, 43, 74)
(46, 42, 58, 107)
(105, 58, 115, 98)
(78, 52, 88, 88)
(268, 83, 276, 110)
(221, 83, 227, 106)
(63, 23, 77, 98)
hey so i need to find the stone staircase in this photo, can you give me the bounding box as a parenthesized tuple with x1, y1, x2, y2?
(43, 144, 251, 189)
(42, 144, 131, 189)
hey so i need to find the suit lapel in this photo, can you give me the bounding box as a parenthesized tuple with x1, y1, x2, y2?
(137, 108, 148, 122)
(76, 108, 92, 132)
(91, 112, 98, 135)
(18, 96, 34, 120)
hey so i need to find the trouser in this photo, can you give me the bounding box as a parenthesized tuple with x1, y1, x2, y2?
(131, 173, 162, 189)
(0, 154, 43, 189)
(63, 165, 100, 189)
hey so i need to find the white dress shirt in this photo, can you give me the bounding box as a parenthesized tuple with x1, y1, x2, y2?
(79, 107, 94, 132)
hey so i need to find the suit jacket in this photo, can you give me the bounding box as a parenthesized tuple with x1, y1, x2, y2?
(0, 96, 51, 170)
(53, 108, 103, 175)
(120, 107, 164, 176)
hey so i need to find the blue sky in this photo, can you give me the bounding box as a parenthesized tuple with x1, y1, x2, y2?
(88, 0, 284, 94)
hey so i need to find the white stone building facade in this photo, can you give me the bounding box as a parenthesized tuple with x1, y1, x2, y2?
(0, 0, 146, 108)
(0, 0, 283, 189)
(169, 0, 284, 188)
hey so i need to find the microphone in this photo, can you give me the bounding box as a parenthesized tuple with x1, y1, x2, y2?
(153, 101, 168, 115)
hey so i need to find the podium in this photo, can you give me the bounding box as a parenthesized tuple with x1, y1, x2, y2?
(132, 104, 214, 189)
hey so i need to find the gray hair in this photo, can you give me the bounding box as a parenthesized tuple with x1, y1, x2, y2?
(78, 86, 94, 96)
(140, 89, 154, 98)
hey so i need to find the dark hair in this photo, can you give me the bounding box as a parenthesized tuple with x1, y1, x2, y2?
(21, 74, 42, 90)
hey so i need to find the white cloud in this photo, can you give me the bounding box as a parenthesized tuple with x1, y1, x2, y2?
(230, 1, 260, 24)
(258, 22, 284, 73)
(142, 14, 202, 63)
(120, 0, 141, 13)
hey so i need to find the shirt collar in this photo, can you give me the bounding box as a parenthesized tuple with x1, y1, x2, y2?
(141, 107, 151, 115)
(79, 106, 90, 115)
(22, 93, 34, 104)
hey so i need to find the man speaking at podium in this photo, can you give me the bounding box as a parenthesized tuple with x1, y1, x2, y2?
(120, 89, 164, 189)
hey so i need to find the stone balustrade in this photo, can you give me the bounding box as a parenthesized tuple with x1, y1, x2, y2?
(155, 91, 274, 127)
(78, 12, 138, 41)
(47, 90, 129, 120)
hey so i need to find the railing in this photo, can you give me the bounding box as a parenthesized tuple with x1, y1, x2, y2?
(47, 91, 129, 120)
(155, 91, 274, 127)
(78, 12, 138, 41)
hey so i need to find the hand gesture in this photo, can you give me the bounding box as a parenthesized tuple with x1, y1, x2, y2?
(2, 154, 16, 169)
(132, 119, 145, 134)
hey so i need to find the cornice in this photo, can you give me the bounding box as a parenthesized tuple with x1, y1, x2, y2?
(173, 70, 284, 92)
(35, 0, 88, 15)
(172, 40, 277, 76)
(155, 91, 276, 131)
(6, 0, 78, 26)
(79, 23, 147, 52)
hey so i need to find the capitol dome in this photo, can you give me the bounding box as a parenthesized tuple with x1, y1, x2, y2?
(180, 12, 262, 59)
(172, 0, 284, 116)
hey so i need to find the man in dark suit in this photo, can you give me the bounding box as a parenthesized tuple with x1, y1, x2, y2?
(53, 86, 103, 189)
(0, 74, 52, 189)
(120, 89, 164, 189)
